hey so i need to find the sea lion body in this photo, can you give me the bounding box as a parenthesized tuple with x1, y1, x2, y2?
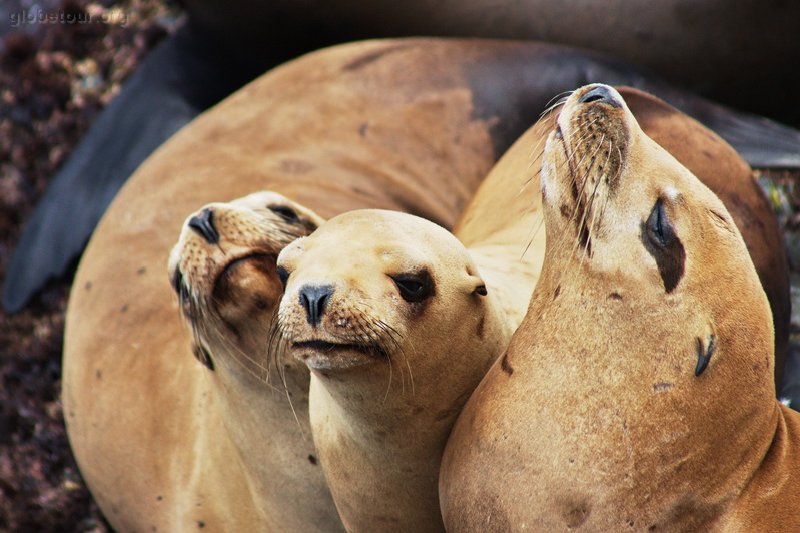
(440, 84, 800, 531)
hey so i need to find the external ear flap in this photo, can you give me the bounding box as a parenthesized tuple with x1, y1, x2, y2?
(191, 341, 214, 371)
(466, 273, 488, 296)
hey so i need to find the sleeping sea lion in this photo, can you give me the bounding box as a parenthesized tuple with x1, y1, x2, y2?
(440, 84, 800, 531)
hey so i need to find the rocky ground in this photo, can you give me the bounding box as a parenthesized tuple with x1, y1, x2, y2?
(0, 1, 180, 530)
(1, 2, 799, 531)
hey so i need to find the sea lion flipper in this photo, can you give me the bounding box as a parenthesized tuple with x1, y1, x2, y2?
(1, 24, 247, 313)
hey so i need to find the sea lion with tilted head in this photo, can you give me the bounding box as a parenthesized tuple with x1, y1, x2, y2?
(166, 191, 341, 531)
(440, 84, 800, 531)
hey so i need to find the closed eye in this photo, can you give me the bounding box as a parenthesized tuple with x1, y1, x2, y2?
(269, 205, 299, 222)
(277, 266, 290, 288)
(646, 199, 675, 247)
(642, 198, 685, 293)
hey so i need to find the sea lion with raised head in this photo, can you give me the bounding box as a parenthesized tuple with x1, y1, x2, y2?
(275, 209, 519, 532)
(440, 84, 800, 531)
(457, 85, 791, 391)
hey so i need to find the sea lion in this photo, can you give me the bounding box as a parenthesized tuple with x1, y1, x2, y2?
(186, 0, 799, 123)
(165, 191, 342, 530)
(275, 209, 522, 532)
(7, 36, 800, 313)
(440, 84, 800, 531)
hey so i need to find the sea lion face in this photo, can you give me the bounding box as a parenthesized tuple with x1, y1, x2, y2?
(538, 83, 773, 388)
(167, 191, 322, 372)
(277, 209, 489, 373)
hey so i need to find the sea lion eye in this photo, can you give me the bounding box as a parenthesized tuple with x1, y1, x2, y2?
(390, 271, 434, 303)
(277, 266, 290, 288)
(171, 269, 184, 296)
(269, 205, 299, 222)
(646, 199, 676, 247)
(642, 198, 685, 293)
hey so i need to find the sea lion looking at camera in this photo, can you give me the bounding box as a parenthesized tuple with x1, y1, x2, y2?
(440, 84, 800, 531)
(276, 209, 519, 532)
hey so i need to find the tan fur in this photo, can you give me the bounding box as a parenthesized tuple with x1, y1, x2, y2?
(62, 40, 509, 532)
(440, 85, 800, 531)
(275, 210, 517, 532)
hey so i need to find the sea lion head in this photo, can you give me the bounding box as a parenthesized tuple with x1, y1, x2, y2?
(276, 209, 495, 380)
(167, 191, 322, 373)
(539, 84, 774, 385)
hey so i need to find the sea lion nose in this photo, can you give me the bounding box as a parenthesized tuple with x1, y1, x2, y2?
(578, 85, 622, 108)
(188, 208, 219, 244)
(299, 285, 334, 327)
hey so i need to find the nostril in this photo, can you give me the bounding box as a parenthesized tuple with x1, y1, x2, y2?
(298, 285, 334, 327)
(188, 208, 220, 244)
(578, 85, 622, 108)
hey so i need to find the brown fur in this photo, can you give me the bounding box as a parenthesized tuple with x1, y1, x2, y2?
(440, 85, 800, 531)
(457, 87, 789, 387)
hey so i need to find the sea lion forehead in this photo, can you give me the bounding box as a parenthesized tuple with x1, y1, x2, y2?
(310, 209, 468, 258)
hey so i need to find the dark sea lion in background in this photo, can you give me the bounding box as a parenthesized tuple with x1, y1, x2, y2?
(6, 33, 800, 313)
(186, 0, 800, 124)
(440, 84, 800, 531)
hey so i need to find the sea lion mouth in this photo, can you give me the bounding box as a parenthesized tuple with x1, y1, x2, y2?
(290, 339, 385, 370)
(544, 84, 630, 255)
